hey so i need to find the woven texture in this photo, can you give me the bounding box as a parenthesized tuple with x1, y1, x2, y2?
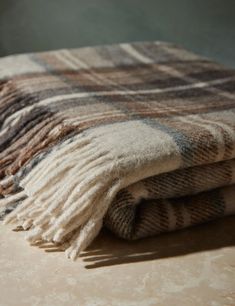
(0, 41, 235, 260)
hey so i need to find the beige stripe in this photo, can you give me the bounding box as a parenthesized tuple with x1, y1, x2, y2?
(58, 50, 88, 69)
(120, 43, 152, 64)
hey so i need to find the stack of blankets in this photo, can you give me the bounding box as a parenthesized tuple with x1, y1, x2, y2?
(0, 41, 234, 260)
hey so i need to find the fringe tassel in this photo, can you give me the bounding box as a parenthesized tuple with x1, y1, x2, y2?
(3, 133, 121, 260)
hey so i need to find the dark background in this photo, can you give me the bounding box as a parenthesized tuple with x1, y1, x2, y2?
(0, 0, 235, 67)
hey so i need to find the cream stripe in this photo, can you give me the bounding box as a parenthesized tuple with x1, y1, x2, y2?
(64, 112, 125, 125)
(53, 52, 77, 70)
(63, 109, 123, 120)
(59, 50, 89, 69)
(120, 43, 152, 64)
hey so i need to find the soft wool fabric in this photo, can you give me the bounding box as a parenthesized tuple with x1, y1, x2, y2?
(0, 41, 235, 260)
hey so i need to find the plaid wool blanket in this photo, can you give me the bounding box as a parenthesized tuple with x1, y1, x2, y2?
(0, 42, 235, 260)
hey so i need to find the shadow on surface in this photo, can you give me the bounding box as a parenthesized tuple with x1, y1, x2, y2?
(79, 215, 235, 269)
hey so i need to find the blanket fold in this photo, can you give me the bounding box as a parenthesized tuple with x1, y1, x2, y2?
(0, 41, 235, 260)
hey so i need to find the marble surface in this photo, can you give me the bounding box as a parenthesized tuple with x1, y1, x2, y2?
(0, 216, 235, 306)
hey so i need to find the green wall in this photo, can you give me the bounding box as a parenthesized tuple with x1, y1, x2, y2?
(0, 0, 235, 67)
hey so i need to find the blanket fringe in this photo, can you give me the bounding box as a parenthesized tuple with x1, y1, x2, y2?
(3, 133, 121, 260)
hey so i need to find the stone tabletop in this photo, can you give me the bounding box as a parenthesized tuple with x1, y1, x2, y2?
(0, 216, 235, 306)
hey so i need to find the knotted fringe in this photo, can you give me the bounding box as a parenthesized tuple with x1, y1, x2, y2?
(3, 133, 122, 260)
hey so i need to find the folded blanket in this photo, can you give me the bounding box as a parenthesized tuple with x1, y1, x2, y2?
(0, 41, 235, 260)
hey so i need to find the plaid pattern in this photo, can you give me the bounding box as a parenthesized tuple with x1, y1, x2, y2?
(0, 41, 235, 260)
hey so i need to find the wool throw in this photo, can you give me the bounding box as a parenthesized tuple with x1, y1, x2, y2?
(0, 41, 235, 260)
